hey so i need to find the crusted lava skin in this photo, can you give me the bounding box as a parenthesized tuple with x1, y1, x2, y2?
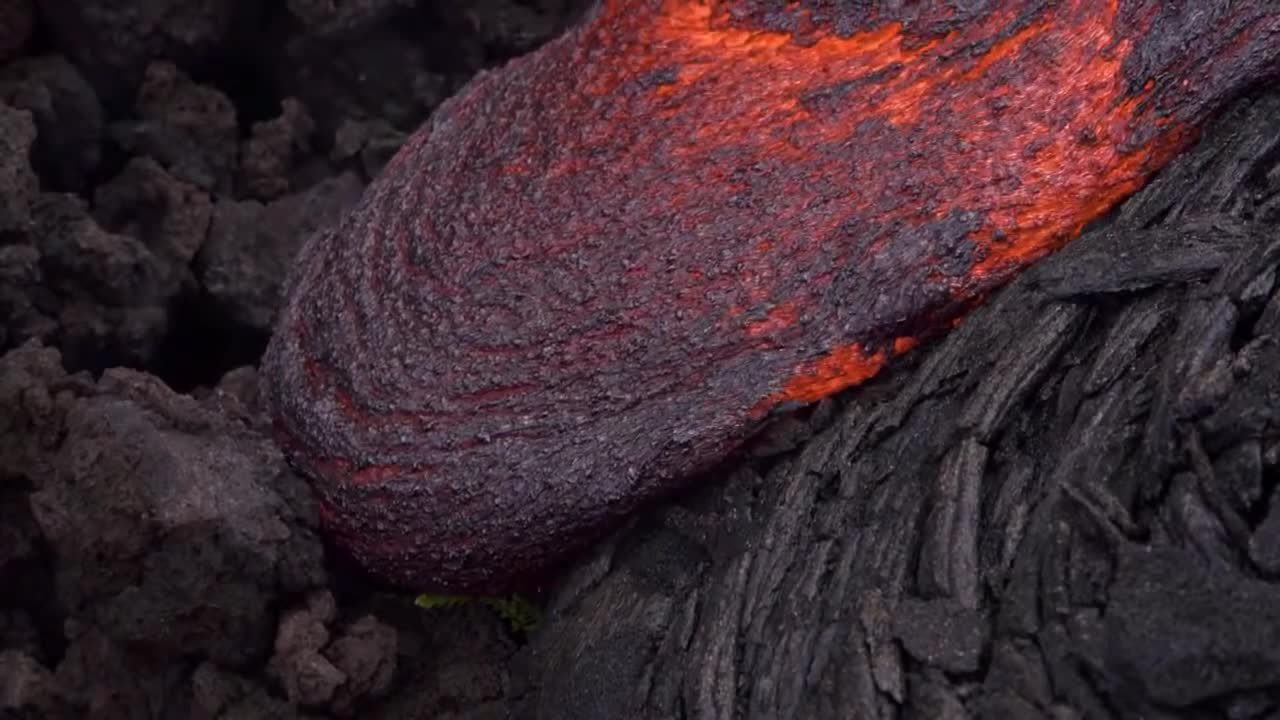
(263, 0, 1280, 592)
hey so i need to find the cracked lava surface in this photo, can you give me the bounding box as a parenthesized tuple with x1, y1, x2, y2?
(262, 0, 1280, 592)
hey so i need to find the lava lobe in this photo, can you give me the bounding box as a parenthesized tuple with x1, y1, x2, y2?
(262, 0, 1280, 592)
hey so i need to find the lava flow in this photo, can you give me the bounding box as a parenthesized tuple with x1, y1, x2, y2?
(262, 0, 1280, 592)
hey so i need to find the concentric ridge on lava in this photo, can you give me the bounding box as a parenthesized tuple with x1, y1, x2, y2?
(263, 0, 1280, 592)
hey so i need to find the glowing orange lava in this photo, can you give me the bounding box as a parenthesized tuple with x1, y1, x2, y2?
(563, 0, 1201, 406)
(264, 0, 1280, 591)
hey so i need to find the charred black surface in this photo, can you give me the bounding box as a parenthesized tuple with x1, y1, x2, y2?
(516, 88, 1280, 720)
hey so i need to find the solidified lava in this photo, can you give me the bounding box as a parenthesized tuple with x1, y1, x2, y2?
(262, 0, 1280, 592)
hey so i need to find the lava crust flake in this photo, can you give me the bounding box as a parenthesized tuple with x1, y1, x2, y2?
(263, 0, 1280, 591)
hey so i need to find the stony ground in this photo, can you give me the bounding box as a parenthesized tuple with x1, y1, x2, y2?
(0, 2, 585, 717)
(3, 1, 1280, 719)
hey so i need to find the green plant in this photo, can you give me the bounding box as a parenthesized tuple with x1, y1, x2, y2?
(414, 593, 542, 635)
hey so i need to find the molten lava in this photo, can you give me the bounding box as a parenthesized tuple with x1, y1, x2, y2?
(263, 0, 1280, 591)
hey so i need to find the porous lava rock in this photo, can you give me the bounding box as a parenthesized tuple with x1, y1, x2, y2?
(0, 650, 63, 717)
(238, 97, 318, 200)
(198, 171, 365, 333)
(37, 0, 248, 104)
(110, 61, 240, 194)
(0, 55, 105, 194)
(0, 101, 37, 237)
(92, 156, 212, 276)
(26, 192, 179, 369)
(0, 0, 33, 65)
(267, 590, 398, 716)
(0, 342, 329, 669)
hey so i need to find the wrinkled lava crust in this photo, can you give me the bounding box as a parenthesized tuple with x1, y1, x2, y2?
(263, 0, 1280, 592)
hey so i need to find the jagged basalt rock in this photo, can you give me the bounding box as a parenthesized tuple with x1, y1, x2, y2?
(0, 343, 329, 669)
(0, 0, 33, 65)
(263, 0, 1280, 592)
(0, 56, 105, 194)
(515, 91, 1280, 718)
(198, 172, 365, 333)
(0, 101, 37, 236)
(2, 0, 1280, 714)
(38, 0, 247, 104)
(111, 61, 240, 194)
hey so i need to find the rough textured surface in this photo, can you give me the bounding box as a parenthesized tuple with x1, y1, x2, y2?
(262, 588, 399, 716)
(198, 172, 365, 333)
(37, 0, 248, 104)
(0, 0, 33, 65)
(29, 192, 184, 369)
(5, 1, 1280, 717)
(270, 0, 588, 138)
(0, 649, 62, 717)
(0, 343, 399, 717)
(0, 0, 582, 388)
(263, 0, 1280, 592)
(516, 90, 1280, 718)
(238, 97, 317, 200)
(0, 55, 104, 194)
(13, 344, 327, 667)
(93, 156, 212, 276)
(0, 2, 581, 717)
(0, 101, 37, 236)
(113, 61, 241, 194)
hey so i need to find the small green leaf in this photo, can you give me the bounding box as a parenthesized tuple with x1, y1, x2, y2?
(413, 593, 470, 610)
(413, 592, 542, 635)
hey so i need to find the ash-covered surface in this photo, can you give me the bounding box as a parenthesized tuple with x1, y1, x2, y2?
(1, 2, 1279, 720)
